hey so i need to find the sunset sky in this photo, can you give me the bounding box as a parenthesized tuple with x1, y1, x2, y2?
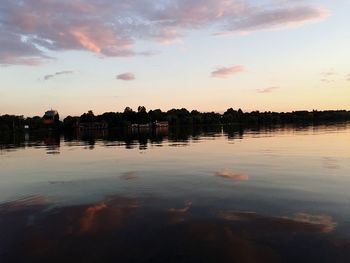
(0, 0, 349, 117)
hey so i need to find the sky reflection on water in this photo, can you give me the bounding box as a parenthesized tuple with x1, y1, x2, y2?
(1, 123, 350, 262)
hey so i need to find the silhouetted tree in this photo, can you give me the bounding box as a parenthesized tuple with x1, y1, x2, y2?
(149, 109, 166, 122)
(136, 106, 149, 124)
(80, 110, 95, 123)
(122, 107, 137, 124)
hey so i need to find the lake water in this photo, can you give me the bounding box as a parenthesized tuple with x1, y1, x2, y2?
(1, 123, 350, 262)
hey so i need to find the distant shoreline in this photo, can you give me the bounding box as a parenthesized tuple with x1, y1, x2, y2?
(1, 108, 350, 133)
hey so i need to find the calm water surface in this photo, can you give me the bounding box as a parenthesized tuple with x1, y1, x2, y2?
(1, 124, 350, 262)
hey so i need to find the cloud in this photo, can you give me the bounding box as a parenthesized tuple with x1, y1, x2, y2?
(347, 74, 350, 81)
(211, 65, 244, 78)
(0, 31, 51, 66)
(321, 71, 336, 77)
(215, 169, 249, 181)
(117, 72, 135, 81)
(43, 70, 74, 80)
(0, 0, 330, 65)
(216, 5, 330, 35)
(256, 86, 280, 93)
(320, 79, 335, 83)
(320, 71, 337, 83)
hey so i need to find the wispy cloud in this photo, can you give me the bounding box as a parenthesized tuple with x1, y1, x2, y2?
(320, 71, 337, 84)
(117, 72, 135, 81)
(320, 79, 335, 83)
(321, 71, 336, 77)
(347, 73, 350, 81)
(256, 86, 280, 93)
(215, 5, 329, 35)
(43, 70, 74, 80)
(211, 65, 244, 78)
(0, 0, 330, 65)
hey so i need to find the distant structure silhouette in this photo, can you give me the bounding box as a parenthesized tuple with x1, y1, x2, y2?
(42, 109, 59, 126)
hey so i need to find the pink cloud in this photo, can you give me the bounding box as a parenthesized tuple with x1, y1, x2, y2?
(0, 0, 330, 65)
(70, 30, 101, 53)
(211, 65, 244, 78)
(117, 72, 135, 81)
(256, 87, 280, 93)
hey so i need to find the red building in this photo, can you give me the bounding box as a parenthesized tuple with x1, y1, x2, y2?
(43, 110, 59, 125)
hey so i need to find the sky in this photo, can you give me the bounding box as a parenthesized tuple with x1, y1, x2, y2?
(0, 0, 349, 117)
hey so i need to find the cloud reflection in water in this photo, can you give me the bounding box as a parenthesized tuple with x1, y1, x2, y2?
(120, 171, 138, 180)
(0, 195, 349, 263)
(215, 169, 249, 181)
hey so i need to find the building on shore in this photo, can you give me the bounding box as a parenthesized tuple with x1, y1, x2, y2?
(131, 121, 169, 130)
(154, 121, 169, 127)
(43, 110, 59, 126)
(131, 123, 150, 129)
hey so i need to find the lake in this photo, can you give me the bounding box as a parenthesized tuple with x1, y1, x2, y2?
(1, 123, 350, 262)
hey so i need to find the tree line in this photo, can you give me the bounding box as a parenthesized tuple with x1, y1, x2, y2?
(1, 107, 350, 132)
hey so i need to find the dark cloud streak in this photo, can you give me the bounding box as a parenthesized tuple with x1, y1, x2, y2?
(44, 70, 74, 80)
(256, 87, 280, 93)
